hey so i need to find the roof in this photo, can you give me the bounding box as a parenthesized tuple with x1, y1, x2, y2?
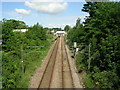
(55, 31, 66, 34)
(13, 29, 28, 32)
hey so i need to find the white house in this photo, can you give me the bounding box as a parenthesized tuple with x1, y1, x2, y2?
(51, 30, 55, 33)
(13, 29, 28, 32)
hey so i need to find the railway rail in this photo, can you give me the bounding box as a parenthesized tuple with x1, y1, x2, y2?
(33, 35, 82, 89)
(38, 36, 60, 88)
(61, 36, 74, 88)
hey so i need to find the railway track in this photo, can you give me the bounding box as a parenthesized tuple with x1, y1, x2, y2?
(61, 36, 74, 88)
(38, 36, 60, 88)
(36, 35, 80, 89)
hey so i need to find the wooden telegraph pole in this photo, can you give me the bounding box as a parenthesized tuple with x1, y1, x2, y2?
(21, 46, 24, 74)
(88, 43, 91, 70)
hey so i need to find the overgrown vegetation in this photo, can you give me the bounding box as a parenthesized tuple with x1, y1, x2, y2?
(67, 2, 120, 89)
(2, 19, 54, 88)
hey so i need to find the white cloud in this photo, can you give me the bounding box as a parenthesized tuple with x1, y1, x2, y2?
(16, 16, 23, 19)
(80, 14, 89, 22)
(43, 14, 89, 23)
(15, 9, 31, 15)
(44, 23, 74, 29)
(1, 0, 86, 2)
(24, 0, 68, 14)
(41, 14, 89, 28)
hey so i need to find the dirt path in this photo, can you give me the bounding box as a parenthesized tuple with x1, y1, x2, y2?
(29, 36, 83, 88)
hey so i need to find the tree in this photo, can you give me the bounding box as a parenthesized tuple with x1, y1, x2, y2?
(75, 18, 83, 29)
(67, 2, 120, 88)
(26, 23, 47, 41)
(2, 19, 14, 51)
(76, 18, 81, 28)
(82, 2, 120, 88)
(2, 19, 28, 51)
(2, 19, 52, 88)
(64, 25, 71, 32)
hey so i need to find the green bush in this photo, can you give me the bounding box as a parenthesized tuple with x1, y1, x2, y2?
(93, 71, 119, 88)
(84, 74, 95, 88)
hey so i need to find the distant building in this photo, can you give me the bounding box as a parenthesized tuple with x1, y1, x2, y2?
(51, 30, 55, 33)
(13, 29, 28, 32)
(54, 31, 66, 36)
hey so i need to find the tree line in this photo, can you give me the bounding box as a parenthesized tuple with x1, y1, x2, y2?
(1, 19, 53, 88)
(67, 2, 120, 88)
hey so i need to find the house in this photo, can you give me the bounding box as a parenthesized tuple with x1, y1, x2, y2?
(51, 30, 55, 33)
(13, 29, 28, 32)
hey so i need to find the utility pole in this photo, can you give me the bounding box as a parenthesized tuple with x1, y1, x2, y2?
(88, 43, 91, 70)
(21, 46, 45, 74)
(21, 46, 24, 74)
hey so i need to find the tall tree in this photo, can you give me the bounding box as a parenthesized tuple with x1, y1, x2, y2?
(76, 18, 81, 28)
(64, 25, 71, 32)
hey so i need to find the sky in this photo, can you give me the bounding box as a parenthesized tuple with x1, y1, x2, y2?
(1, 0, 120, 28)
(1, 0, 88, 28)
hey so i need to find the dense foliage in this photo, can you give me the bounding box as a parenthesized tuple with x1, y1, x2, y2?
(2, 19, 53, 88)
(64, 25, 71, 32)
(67, 2, 120, 88)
